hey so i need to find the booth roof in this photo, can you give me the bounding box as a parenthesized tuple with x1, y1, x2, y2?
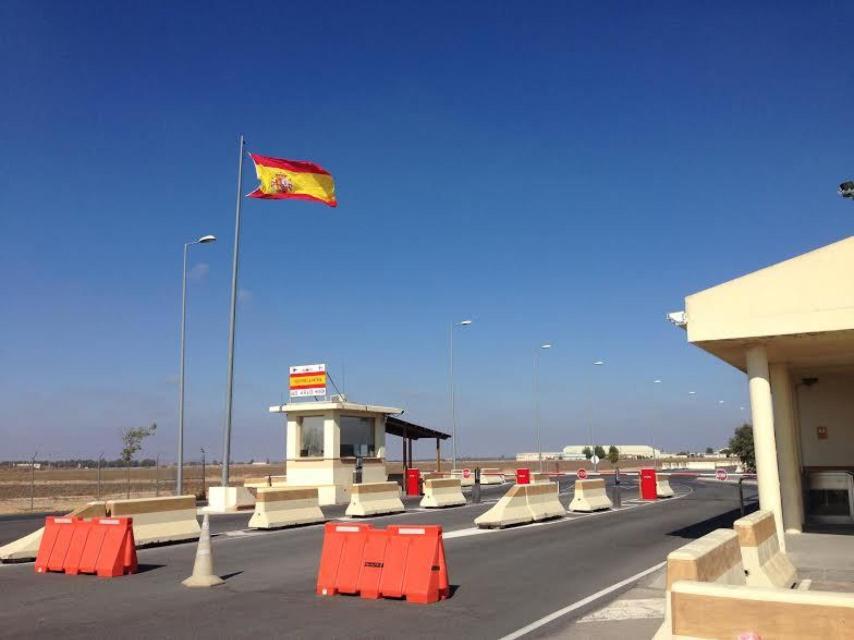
(386, 415, 451, 440)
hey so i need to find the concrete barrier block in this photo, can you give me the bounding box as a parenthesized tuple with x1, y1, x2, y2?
(525, 482, 566, 521)
(206, 485, 255, 512)
(269, 475, 288, 487)
(345, 481, 405, 517)
(108, 495, 200, 545)
(474, 485, 533, 528)
(248, 487, 325, 529)
(243, 476, 271, 489)
(734, 510, 798, 589)
(420, 478, 466, 508)
(569, 478, 613, 512)
(0, 501, 106, 563)
(479, 468, 504, 485)
(670, 581, 854, 639)
(450, 470, 475, 487)
(656, 475, 674, 498)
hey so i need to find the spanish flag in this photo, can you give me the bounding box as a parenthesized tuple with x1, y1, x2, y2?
(248, 153, 337, 207)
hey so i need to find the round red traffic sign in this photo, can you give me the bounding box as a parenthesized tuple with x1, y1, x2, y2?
(577, 468, 588, 480)
(715, 468, 728, 481)
(462, 468, 471, 479)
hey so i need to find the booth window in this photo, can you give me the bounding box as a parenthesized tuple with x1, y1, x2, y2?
(300, 416, 324, 457)
(340, 415, 375, 458)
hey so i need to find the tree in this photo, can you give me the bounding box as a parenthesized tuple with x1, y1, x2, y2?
(120, 423, 157, 498)
(607, 445, 620, 466)
(728, 423, 755, 472)
(705, 447, 714, 455)
(594, 445, 606, 460)
(582, 446, 593, 460)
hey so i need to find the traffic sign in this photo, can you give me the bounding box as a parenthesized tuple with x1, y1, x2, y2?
(577, 468, 588, 480)
(715, 468, 728, 481)
(462, 468, 471, 479)
(590, 455, 600, 465)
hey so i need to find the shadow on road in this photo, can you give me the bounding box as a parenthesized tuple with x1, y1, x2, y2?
(666, 501, 758, 540)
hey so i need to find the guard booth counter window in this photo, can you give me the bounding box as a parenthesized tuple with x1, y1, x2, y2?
(340, 415, 375, 458)
(300, 416, 324, 457)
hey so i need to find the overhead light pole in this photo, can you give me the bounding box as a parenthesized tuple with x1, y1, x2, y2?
(839, 180, 854, 200)
(449, 319, 473, 470)
(590, 360, 605, 471)
(177, 234, 216, 495)
(652, 378, 662, 468)
(534, 344, 552, 472)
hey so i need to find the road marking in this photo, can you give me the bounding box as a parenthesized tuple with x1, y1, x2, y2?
(443, 527, 492, 539)
(576, 597, 665, 623)
(496, 561, 666, 640)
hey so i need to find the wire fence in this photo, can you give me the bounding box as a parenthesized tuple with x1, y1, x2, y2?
(0, 459, 283, 514)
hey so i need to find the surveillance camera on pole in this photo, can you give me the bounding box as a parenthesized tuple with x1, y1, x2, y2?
(839, 180, 854, 200)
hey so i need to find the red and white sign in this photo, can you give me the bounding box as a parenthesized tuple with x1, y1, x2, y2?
(462, 468, 471, 479)
(289, 363, 327, 398)
(715, 468, 728, 481)
(577, 468, 588, 480)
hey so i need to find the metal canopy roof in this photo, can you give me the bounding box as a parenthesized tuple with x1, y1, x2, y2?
(385, 415, 451, 440)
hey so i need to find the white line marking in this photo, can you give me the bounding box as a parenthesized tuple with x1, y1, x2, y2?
(496, 561, 666, 640)
(444, 527, 492, 539)
(576, 597, 665, 623)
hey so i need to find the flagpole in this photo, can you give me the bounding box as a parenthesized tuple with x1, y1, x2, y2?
(221, 134, 245, 488)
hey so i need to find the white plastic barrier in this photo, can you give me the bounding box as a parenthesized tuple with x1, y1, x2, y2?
(248, 487, 325, 529)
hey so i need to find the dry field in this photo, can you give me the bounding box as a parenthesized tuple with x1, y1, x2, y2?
(0, 463, 283, 514)
(0, 457, 642, 514)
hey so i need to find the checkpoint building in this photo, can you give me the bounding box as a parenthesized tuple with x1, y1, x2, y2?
(268, 398, 450, 505)
(671, 236, 854, 543)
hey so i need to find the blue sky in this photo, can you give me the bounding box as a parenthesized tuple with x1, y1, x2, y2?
(1, 1, 853, 462)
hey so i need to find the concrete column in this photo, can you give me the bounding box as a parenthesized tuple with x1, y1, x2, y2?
(770, 363, 804, 534)
(286, 417, 300, 461)
(374, 417, 386, 458)
(323, 412, 339, 460)
(746, 345, 786, 549)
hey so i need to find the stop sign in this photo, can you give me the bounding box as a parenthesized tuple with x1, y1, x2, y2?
(715, 468, 728, 481)
(577, 468, 588, 480)
(462, 468, 471, 479)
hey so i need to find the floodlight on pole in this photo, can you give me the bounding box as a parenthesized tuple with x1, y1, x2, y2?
(449, 319, 473, 470)
(177, 233, 217, 495)
(839, 180, 854, 200)
(534, 343, 553, 472)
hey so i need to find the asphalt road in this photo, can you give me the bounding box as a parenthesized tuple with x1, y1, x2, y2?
(0, 478, 756, 639)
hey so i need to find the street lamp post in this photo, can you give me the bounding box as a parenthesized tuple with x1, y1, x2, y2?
(838, 180, 854, 200)
(590, 360, 605, 472)
(177, 234, 216, 495)
(534, 344, 552, 472)
(652, 378, 662, 468)
(449, 319, 473, 471)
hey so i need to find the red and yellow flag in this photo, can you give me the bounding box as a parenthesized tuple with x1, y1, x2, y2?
(248, 153, 337, 207)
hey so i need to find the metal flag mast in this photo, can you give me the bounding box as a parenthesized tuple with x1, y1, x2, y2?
(221, 134, 245, 487)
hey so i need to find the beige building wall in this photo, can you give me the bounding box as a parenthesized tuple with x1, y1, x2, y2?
(796, 372, 854, 469)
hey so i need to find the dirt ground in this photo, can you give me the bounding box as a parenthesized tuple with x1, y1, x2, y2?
(0, 457, 651, 514)
(0, 463, 283, 514)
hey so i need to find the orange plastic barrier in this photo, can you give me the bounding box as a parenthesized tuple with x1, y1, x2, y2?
(35, 516, 138, 578)
(316, 522, 449, 604)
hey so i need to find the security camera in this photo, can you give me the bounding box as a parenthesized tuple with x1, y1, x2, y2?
(666, 311, 687, 328)
(839, 180, 854, 199)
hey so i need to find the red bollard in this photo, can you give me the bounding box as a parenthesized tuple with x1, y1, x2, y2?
(639, 468, 657, 500)
(405, 468, 422, 496)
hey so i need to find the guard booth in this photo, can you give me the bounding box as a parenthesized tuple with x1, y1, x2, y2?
(268, 400, 452, 506)
(672, 236, 854, 539)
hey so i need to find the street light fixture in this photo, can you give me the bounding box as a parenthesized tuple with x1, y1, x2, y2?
(534, 343, 553, 472)
(449, 319, 473, 470)
(839, 180, 854, 200)
(177, 234, 217, 495)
